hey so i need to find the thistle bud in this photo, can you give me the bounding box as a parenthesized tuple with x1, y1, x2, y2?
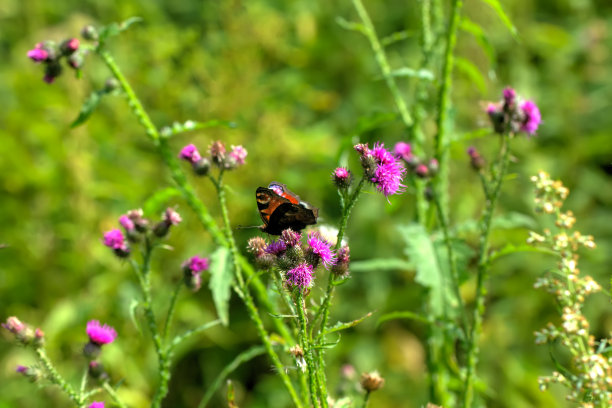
(360, 371, 385, 392)
(81, 25, 99, 41)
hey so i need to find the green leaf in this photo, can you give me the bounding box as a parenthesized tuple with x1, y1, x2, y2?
(198, 346, 266, 408)
(377, 310, 430, 327)
(398, 224, 445, 316)
(128, 299, 143, 334)
(71, 90, 104, 128)
(381, 30, 416, 46)
(455, 57, 487, 95)
(434, 237, 474, 289)
(98, 17, 143, 45)
(335, 16, 366, 34)
(489, 244, 556, 264)
(209, 247, 233, 326)
(142, 187, 182, 217)
(460, 18, 496, 65)
(479, 0, 519, 40)
(324, 312, 373, 335)
(159, 119, 237, 138)
(350, 258, 412, 273)
(382, 67, 434, 81)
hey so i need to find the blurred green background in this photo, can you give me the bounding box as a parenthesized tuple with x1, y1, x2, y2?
(1, 0, 611, 407)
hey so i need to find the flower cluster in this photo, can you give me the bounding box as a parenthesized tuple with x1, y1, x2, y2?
(392, 142, 439, 180)
(528, 171, 610, 404)
(354, 142, 406, 198)
(102, 207, 182, 258)
(179, 141, 247, 176)
(2, 316, 44, 348)
(486, 87, 541, 136)
(182, 255, 210, 291)
(247, 228, 344, 291)
(27, 36, 84, 84)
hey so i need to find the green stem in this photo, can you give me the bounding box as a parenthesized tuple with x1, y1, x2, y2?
(463, 132, 511, 407)
(352, 0, 412, 127)
(433, 0, 463, 222)
(103, 381, 128, 408)
(362, 391, 371, 408)
(35, 348, 83, 406)
(296, 291, 321, 408)
(163, 281, 183, 342)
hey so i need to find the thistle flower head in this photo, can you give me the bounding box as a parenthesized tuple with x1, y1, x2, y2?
(285, 263, 314, 289)
(229, 145, 248, 166)
(307, 231, 336, 270)
(179, 144, 202, 164)
(86, 320, 117, 345)
(520, 100, 542, 136)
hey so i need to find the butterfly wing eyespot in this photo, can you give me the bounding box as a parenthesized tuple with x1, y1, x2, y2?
(256, 183, 318, 235)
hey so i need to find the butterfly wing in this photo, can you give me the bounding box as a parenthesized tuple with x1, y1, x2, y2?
(256, 184, 319, 235)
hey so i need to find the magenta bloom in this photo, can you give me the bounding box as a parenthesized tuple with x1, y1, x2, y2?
(27, 47, 49, 62)
(307, 232, 336, 269)
(334, 167, 349, 180)
(281, 229, 301, 247)
(64, 38, 79, 53)
(118, 215, 135, 231)
(371, 142, 395, 165)
(86, 321, 117, 345)
(502, 87, 516, 106)
(520, 100, 541, 135)
(88, 402, 105, 408)
(163, 208, 182, 225)
(2, 316, 26, 334)
(229, 145, 248, 165)
(184, 256, 209, 273)
(393, 142, 412, 161)
(103, 229, 127, 250)
(285, 263, 314, 288)
(179, 144, 202, 164)
(372, 162, 406, 197)
(265, 239, 287, 255)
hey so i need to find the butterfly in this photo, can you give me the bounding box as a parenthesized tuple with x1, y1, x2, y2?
(256, 182, 319, 235)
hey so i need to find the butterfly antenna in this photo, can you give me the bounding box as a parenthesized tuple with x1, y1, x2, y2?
(235, 224, 261, 231)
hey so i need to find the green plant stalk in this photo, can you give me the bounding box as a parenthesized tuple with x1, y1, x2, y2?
(98, 50, 226, 248)
(35, 348, 83, 406)
(433, 0, 463, 220)
(433, 194, 468, 335)
(296, 290, 321, 408)
(351, 0, 430, 224)
(163, 281, 182, 342)
(213, 173, 304, 408)
(362, 390, 371, 408)
(103, 381, 128, 408)
(463, 131, 511, 407)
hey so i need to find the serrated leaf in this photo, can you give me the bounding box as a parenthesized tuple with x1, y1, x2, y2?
(434, 237, 474, 288)
(377, 310, 430, 327)
(455, 57, 486, 95)
(479, 0, 518, 40)
(209, 247, 233, 326)
(460, 18, 496, 65)
(324, 312, 373, 336)
(71, 90, 104, 128)
(398, 224, 445, 316)
(335, 16, 366, 34)
(489, 244, 556, 264)
(142, 187, 182, 217)
(350, 258, 412, 272)
(382, 67, 434, 81)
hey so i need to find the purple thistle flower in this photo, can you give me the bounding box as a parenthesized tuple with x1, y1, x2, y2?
(332, 167, 352, 189)
(179, 144, 202, 164)
(2, 316, 26, 335)
(281, 229, 301, 247)
(118, 215, 135, 231)
(307, 232, 336, 270)
(520, 100, 541, 136)
(393, 142, 412, 161)
(16, 365, 27, 373)
(229, 145, 248, 165)
(27, 46, 49, 62)
(334, 167, 349, 180)
(265, 239, 287, 256)
(163, 208, 182, 226)
(183, 256, 209, 273)
(86, 321, 117, 345)
(88, 402, 105, 408)
(371, 142, 395, 165)
(371, 162, 406, 198)
(502, 87, 516, 107)
(285, 263, 314, 289)
(103, 229, 127, 250)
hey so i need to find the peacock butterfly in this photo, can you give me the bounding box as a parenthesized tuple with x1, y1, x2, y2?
(256, 182, 318, 235)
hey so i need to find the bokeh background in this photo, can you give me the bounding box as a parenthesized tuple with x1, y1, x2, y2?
(1, 0, 611, 407)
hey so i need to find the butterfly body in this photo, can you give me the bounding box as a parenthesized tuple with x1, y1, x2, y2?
(256, 182, 318, 235)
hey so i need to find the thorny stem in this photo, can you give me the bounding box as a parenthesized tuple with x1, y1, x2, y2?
(163, 281, 182, 342)
(296, 290, 321, 408)
(433, 0, 463, 222)
(463, 131, 511, 407)
(35, 348, 83, 406)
